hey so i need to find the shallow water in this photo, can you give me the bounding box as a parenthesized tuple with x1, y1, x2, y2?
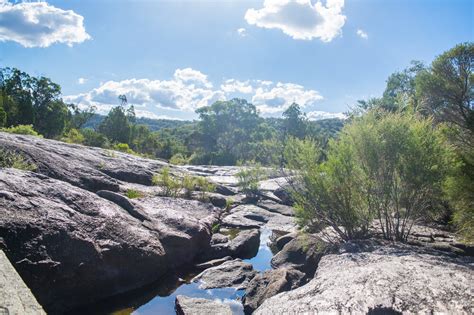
(74, 227, 275, 315)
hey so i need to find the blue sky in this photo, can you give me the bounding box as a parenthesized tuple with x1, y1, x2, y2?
(0, 0, 472, 120)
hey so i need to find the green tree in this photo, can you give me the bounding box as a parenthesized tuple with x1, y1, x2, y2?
(282, 103, 307, 139)
(98, 98, 135, 144)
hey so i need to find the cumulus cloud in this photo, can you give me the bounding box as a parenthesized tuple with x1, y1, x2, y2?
(65, 68, 225, 114)
(245, 0, 346, 41)
(356, 29, 368, 39)
(77, 77, 87, 84)
(65, 68, 333, 119)
(307, 110, 346, 120)
(251, 81, 323, 114)
(0, 0, 91, 48)
(237, 27, 247, 37)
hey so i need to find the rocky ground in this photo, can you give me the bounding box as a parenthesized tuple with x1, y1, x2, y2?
(0, 132, 473, 314)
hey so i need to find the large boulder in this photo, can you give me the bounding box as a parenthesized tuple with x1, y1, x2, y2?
(0, 168, 219, 313)
(271, 233, 327, 275)
(255, 241, 474, 314)
(0, 132, 167, 191)
(193, 259, 257, 290)
(201, 229, 261, 261)
(242, 267, 305, 314)
(175, 296, 233, 315)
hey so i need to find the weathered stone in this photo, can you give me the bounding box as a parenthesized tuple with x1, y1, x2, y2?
(271, 233, 327, 275)
(0, 132, 168, 192)
(257, 199, 294, 216)
(193, 259, 257, 290)
(0, 250, 46, 315)
(275, 232, 296, 251)
(0, 168, 219, 313)
(210, 233, 229, 245)
(175, 295, 233, 315)
(222, 205, 295, 232)
(202, 229, 260, 261)
(243, 267, 305, 314)
(256, 242, 474, 314)
(209, 194, 227, 208)
(273, 186, 293, 206)
(214, 184, 237, 196)
(194, 256, 233, 270)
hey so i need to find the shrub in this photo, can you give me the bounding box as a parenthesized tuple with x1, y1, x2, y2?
(113, 143, 136, 154)
(62, 128, 85, 144)
(0, 149, 36, 171)
(194, 176, 215, 201)
(153, 167, 181, 197)
(286, 111, 452, 242)
(126, 189, 145, 199)
(237, 163, 265, 200)
(81, 128, 109, 148)
(181, 175, 197, 198)
(169, 153, 189, 165)
(1, 124, 41, 137)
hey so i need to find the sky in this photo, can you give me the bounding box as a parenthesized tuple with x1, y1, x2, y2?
(0, 0, 472, 121)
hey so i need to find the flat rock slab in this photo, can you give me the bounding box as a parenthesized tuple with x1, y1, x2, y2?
(0, 250, 45, 315)
(175, 295, 233, 315)
(222, 204, 295, 233)
(257, 200, 294, 217)
(256, 242, 474, 314)
(193, 259, 257, 290)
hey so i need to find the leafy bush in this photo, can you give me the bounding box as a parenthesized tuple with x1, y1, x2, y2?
(113, 143, 136, 154)
(237, 163, 265, 200)
(169, 153, 189, 165)
(81, 128, 109, 148)
(153, 167, 181, 197)
(286, 111, 453, 242)
(62, 128, 85, 144)
(0, 149, 36, 171)
(126, 189, 145, 199)
(1, 124, 41, 137)
(194, 176, 215, 201)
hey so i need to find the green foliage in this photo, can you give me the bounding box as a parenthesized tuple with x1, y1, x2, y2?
(194, 176, 215, 200)
(126, 189, 145, 199)
(1, 124, 41, 136)
(0, 149, 36, 171)
(286, 111, 453, 242)
(153, 167, 181, 197)
(282, 103, 308, 139)
(98, 101, 135, 144)
(112, 143, 136, 154)
(62, 128, 85, 144)
(237, 163, 265, 200)
(211, 223, 220, 234)
(81, 128, 109, 148)
(169, 153, 189, 165)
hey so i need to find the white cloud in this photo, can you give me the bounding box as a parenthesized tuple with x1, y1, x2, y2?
(251, 81, 323, 114)
(65, 68, 327, 119)
(220, 79, 253, 94)
(77, 77, 87, 84)
(307, 110, 346, 120)
(64, 68, 225, 114)
(356, 29, 368, 39)
(0, 0, 91, 48)
(245, 0, 346, 41)
(237, 27, 247, 37)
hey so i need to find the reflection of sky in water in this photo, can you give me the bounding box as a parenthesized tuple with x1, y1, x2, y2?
(132, 282, 244, 315)
(132, 228, 274, 315)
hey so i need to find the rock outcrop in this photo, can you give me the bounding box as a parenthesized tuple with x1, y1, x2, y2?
(175, 296, 233, 315)
(242, 267, 305, 314)
(255, 241, 474, 314)
(201, 229, 261, 261)
(193, 259, 257, 290)
(0, 250, 46, 315)
(0, 168, 219, 313)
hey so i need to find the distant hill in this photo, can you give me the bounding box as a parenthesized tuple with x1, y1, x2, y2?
(83, 114, 193, 131)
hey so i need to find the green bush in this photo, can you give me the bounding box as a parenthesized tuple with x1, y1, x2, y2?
(126, 189, 145, 199)
(237, 163, 265, 200)
(286, 111, 453, 242)
(113, 143, 136, 154)
(169, 153, 189, 165)
(0, 149, 36, 171)
(1, 124, 41, 137)
(153, 166, 181, 197)
(194, 176, 215, 201)
(62, 128, 85, 144)
(81, 128, 110, 148)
